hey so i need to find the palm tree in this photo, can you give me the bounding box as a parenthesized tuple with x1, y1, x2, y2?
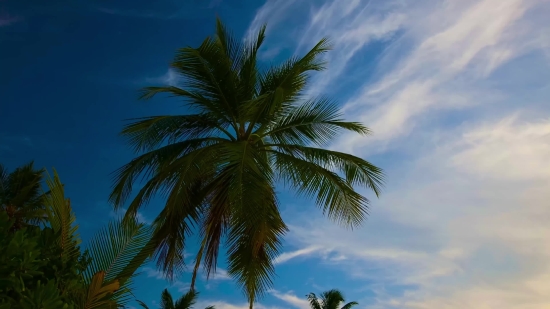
(306, 290, 358, 309)
(110, 18, 384, 307)
(138, 289, 214, 309)
(0, 162, 46, 231)
(43, 170, 152, 308)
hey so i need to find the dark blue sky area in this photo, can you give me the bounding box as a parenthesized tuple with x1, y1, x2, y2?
(1, 0, 260, 225)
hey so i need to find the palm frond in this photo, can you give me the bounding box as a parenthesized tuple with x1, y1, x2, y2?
(340, 301, 358, 309)
(271, 150, 367, 227)
(238, 23, 266, 105)
(170, 37, 240, 129)
(109, 138, 219, 209)
(121, 114, 235, 153)
(84, 218, 151, 284)
(244, 38, 332, 136)
(173, 289, 198, 309)
(150, 178, 204, 281)
(269, 145, 384, 197)
(260, 97, 370, 146)
(160, 289, 175, 309)
(43, 169, 81, 262)
(80, 271, 120, 309)
(321, 289, 345, 309)
(224, 156, 286, 304)
(306, 293, 322, 309)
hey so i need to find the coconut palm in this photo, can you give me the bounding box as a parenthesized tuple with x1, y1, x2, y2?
(138, 289, 214, 309)
(0, 162, 46, 231)
(306, 290, 358, 309)
(110, 18, 384, 307)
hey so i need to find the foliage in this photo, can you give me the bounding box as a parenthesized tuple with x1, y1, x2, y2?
(110, 18, 385, 307)
(306, 290, 358, 309)
(0, 167, 152, 308)
(0, 162, 46, 232)
(138, 289, 215, 309)
(0, 211, 89, 308)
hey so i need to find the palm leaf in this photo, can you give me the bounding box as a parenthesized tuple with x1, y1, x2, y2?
(43, 169, 81, 262)
(80, 271, 120, 309)
(306, 293, 322, 309)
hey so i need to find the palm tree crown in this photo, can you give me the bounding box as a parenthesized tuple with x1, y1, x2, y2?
(307, 290, 358, 309)
(110, 18, 384, 307)
(139, 289, 214, 309)
(0, 162, 46, 231)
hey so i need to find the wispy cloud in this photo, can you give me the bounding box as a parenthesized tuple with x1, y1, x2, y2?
(273, 246, 321, 265)
(247, 0, 550, 308)
(110, 207, 151, 225)
(0, 13, 20, 27)
(268, 290, 309, 309)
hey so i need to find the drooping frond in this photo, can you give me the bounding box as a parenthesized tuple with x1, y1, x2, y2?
(121, 114, 234, 152)
(261, 97, 370, 146)
(306, 293, 322, 309)
(340, 301, 358, 309)
(271, 150, 367, 227)
(109, 138, 220, 209)
(150, 178, 204, 281)
(43, 169, 81, 262)
(269, 145, 384, 197)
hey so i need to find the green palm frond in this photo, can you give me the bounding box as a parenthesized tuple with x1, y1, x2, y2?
(111, 17, 384, 307)
(43, 169, 81, 262)
(306, 293, 322, 309)
(321, 290, 344, 309)
(0, 162, 46, 230)
(161, 289, 175, 309)
(339, 301, 358, 309)
(260, 97, 370, 146)
(84, 218, 151, 284)
(173, 289, 197, 309)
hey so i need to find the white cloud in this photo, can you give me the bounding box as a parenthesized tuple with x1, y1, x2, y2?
(269, 290, 310, 309)
(141, 267, 166, 280)
(273, 246, 322, 265)
(145, 68, 181, 87)
(196, 300, 282, 309)
(0, 14, 20, 27)
(247, 0, 550, 308)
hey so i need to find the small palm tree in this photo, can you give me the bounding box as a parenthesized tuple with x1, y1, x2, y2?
(0, 162, 46, 231)
(307, 290, 358, 309)
(138, 289, 215, 309)
(110, 18, 384, 307)
(43, 170, 152, 308)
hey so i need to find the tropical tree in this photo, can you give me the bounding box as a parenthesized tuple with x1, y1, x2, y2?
(306, 290, 358, 309)
(0, 162, 46, 231)
(0, 170, 152, 308)
(110, 18, 384, 308)
(138, 289, 214, 309)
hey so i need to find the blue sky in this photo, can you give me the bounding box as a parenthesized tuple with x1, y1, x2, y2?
(1, 0, 550, 308)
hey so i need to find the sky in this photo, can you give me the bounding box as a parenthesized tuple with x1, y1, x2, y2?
(1, 0, 550, 308)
